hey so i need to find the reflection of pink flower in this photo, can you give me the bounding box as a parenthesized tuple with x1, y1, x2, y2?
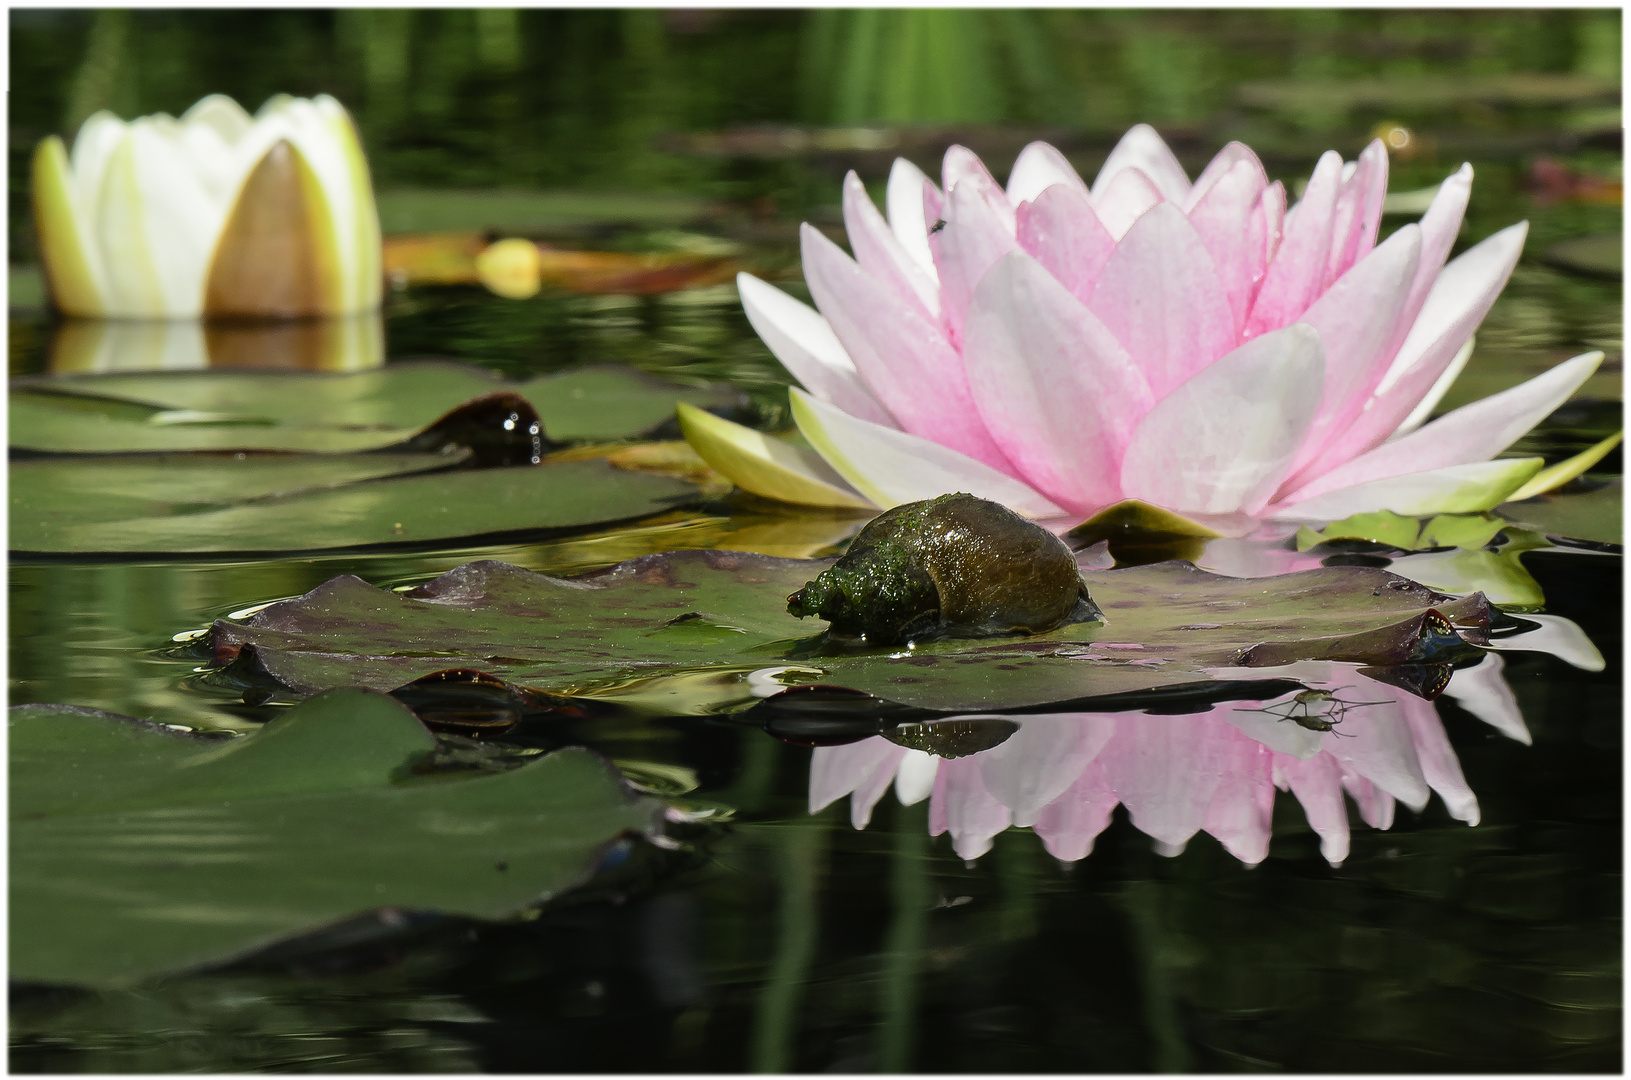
(733, 126, 1600, 527)
(810, 657, 1529, 867)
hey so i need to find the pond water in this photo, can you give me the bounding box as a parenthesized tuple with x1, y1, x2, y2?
(8, 9, 1623, 1073)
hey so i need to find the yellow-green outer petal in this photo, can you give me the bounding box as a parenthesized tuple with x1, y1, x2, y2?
(32, 136, 106, 316)
(95, 131, 168, 317)
(676, 401, 874, 509)
(1067, 499, 1222, 547)
(331, 104, 382, 312)
(1424, 457, 1546, 514)
(1504, 430, 1623, 502)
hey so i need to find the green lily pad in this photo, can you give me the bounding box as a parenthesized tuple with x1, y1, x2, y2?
(10, 361, 740, 454)
(1500, 480, 1623, 546)
(10, 689, 663, 988)
(1296, 511, 1509, 553)
(11, 456, 698, 555)
(209, 552, 1491, 715)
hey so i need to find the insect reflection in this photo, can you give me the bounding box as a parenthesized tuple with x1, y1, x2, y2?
(1242, 688, 1389, 737)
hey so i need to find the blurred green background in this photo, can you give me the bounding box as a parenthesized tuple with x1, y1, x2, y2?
(9, 7, 1621, 259)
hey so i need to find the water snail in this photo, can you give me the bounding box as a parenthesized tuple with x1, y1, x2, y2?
(786, 493, 1101, 645)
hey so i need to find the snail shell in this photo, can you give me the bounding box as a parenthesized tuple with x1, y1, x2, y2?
(786, 492, 1099, 644)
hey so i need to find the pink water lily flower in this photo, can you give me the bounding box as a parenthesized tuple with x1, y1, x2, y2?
(810, 655, 1546, 866)
(690, 126, 1602, 531)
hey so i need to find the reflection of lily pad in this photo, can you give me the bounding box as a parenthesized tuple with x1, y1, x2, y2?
(10, 361, 741, 454)
(9, 690, 663, 988)
(11, 457, 697, 555)
(210, 552, 1490, 714)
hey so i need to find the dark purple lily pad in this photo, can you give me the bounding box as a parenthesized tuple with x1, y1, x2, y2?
(208, 551, 1492, 715)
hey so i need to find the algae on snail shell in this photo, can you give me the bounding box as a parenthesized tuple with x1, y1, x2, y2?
(786, 493, 1101, 645)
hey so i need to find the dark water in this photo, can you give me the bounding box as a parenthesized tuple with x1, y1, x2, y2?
(7, 9, 1623, 1073)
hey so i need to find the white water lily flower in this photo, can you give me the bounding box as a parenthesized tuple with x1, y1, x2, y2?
(33, 93, 382, 319)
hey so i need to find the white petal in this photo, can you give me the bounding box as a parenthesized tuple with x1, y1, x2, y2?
(1091, 123, 1190, 204)
(887, 157, 940, 280)
(1390, 336, 1475, 439)
(1270, 458, 1544, 522)
(1006, 141, 1089, 205)
(737, 272, 897, 428)
(1486, 614, 1606, 672)
(1287, 351, 1602, 503)
(790, 388, 1064, 518)
(1439, 654, 1529, 745)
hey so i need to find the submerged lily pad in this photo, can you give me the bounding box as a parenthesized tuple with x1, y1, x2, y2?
(10, 690, 663, 988)
(11, 456, 697, 555)
(209, 551, 1492, 715)
(10, 361, 741, 454)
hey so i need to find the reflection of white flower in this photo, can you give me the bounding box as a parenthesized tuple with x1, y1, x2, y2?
(33, 94, 381, 319)
(811, 646, 1576, 867)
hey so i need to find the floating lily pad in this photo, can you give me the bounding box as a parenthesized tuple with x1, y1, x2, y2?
(10, 690, 663, 988)
(1296, 510, 1509, 553)
(1500, 479, 1623, 546)
(209, 552, 1491, 715)
(11, 457, 697, 555)
(10, 361, 741, 454)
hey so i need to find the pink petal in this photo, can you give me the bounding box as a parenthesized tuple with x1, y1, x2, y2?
(963, 251, 1155, 514)
(842, 170, 940, 317)
(809, 737, 905, 820)
(1185, 140, 1267, 211)
(1284, 224, 1422, 480)
(1399, 697, 1479, 825)
(1119, 323, 1325, 515)
(1200, 731, 1276, 865)
(1244, 150, 1343, 337)
(1245, 181, 1288, 320)
(887, 156, 941, 280)
(929, 757, 1013, 860)
(1015, 183, 1115, 304)
(1089, 166, 1164, 240)
(1439, 654, 1529, 745)
(1325, 139, 1388, 286)
(1005, 140, 1089, 205)
(1281, 351, 1601, 504)
(978, 713, 1116, 827)
(1293, 222, 1528, 476)
(1324, 698, 1431, 812)
(791, 389, 1063, 518)
(737, 272, 898, 428)
(1276, 751, 1352, 865)
(1187, 157, 1269, 332)
(931, 167, 1018, 347)
(1395, 163, 1474, 346)
(1092, 123, 1191, 204)
(1390, 337, 1474, 439)
(941, 144, 1016, 233)
(1088, 202, 1237, 397)
(1100, 713, 1232, 849)
(800, 223, 1011, 468)
(1033, 759, 1119, 862)
(1341, 769, 1396, 830)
